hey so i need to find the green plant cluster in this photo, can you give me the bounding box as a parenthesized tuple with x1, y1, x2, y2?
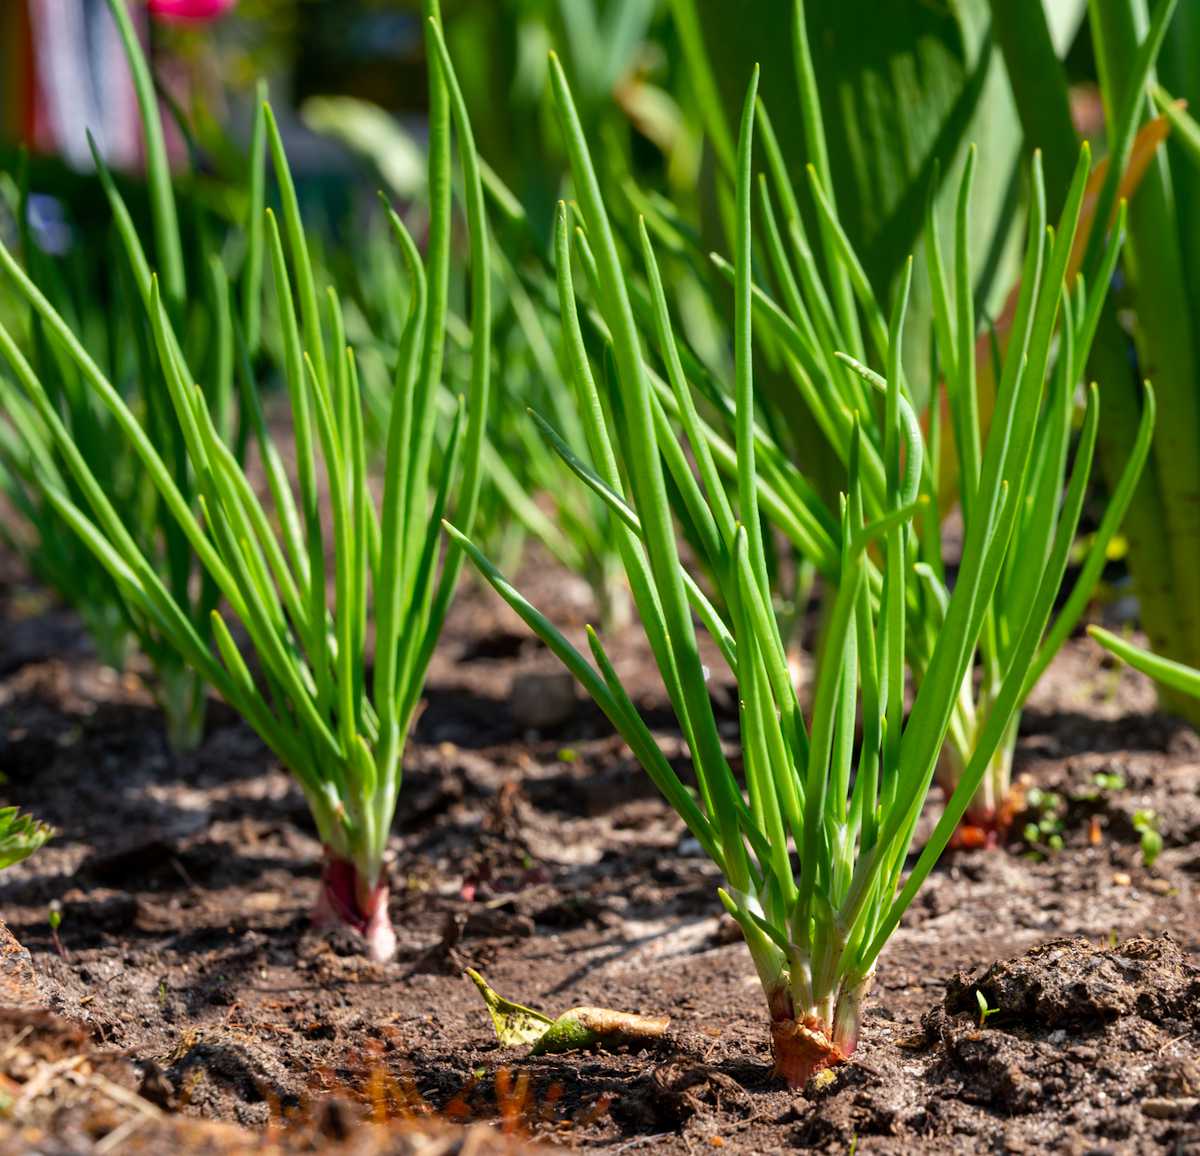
(0, 0, 1190, 1092)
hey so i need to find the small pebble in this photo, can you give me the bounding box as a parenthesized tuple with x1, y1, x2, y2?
(1141, 1096, 1199, 1119)
(510, 670, 578, 729)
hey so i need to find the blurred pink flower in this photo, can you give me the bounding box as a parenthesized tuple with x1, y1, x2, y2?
(147, 0, 236, 22)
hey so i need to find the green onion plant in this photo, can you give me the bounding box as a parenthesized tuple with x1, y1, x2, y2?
(0, 214, 138, 672)
(448, 55, 1147, 1085)
(0, 8, 489, 961)
(599, 0, 1157, 843)
(290, 108, 629, 629)
(525, 0, 1152, 840)
(0, 0, 256, 749)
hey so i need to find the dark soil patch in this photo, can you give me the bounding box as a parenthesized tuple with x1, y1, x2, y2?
(1, 551, 1199, 1152)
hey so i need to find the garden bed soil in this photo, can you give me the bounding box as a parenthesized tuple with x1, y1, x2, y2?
(2, 552, 1200, 1153)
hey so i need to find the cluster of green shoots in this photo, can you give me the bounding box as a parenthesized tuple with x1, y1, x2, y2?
(0, 808, 52, 872)
(0, 1, 488, 961)
(0, 0, 1172, 1093)
(609, 0, 1157, 846)
(1084, 34, 1200, 744)
(0, 0, 246, 750)
(291, 119, 630, 630)
(0, 157, 142, 673)
(448, 44, 1153, 1084)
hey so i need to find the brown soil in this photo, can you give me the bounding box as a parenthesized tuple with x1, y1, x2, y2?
(2, 549, 1199, 1153)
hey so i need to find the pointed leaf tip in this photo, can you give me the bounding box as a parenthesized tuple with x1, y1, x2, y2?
(465, 968, 555, 1047)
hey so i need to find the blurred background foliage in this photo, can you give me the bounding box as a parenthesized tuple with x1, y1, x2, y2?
(0, 0, 1112, 372)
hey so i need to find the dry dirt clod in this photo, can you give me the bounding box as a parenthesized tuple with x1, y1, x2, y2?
(135, 1059, 177, 1111)
(1151, 1057, 1200, 1098)
(919, 934, 1200, 1124)
(0, 920, 42, 1010)
(1140, 1095, 1200, 1120)
(649, 1061, 752, 1125)
(940, 934, 1200, 1029)
(509, 671, 578, 731)
(406, 911, 468, 977)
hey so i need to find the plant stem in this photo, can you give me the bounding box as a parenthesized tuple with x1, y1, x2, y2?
(311, 851, 396, 963)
